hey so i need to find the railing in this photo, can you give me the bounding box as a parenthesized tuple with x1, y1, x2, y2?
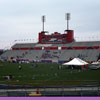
(0, 85, 100, 97)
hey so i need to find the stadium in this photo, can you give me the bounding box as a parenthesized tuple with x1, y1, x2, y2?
(0, 14, 100, 96)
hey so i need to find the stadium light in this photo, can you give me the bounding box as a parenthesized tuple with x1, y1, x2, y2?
(42, 15, 46, 32)
(65, 13, 70, 30)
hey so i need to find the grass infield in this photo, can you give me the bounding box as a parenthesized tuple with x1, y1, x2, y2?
(0, 62, 100, 87)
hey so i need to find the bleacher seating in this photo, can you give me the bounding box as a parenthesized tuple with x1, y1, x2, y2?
(0, 41, 100, 62)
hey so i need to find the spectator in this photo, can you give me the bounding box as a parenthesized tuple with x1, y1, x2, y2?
(19, 65, 22, 70)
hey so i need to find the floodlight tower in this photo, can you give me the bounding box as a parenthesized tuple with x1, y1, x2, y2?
(42, 15, 45, 32)
(65, 13, 74, 42)
(65, 13, 70, 30)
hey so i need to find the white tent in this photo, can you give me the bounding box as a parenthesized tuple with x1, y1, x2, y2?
(91, 61, 100, 64)
(89, 61, 100, 69)
(63, 58, 88, 66)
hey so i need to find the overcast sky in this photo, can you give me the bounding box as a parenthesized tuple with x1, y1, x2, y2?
(0, 0, 100, 49)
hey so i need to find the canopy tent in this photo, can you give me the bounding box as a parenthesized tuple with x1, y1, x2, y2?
(91, 61, 100, 64)
(63, 58, 88, 66)
(89, 61, 100, 69)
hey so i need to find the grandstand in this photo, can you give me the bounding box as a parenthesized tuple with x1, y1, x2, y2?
(0, 40, 100, 63)
(0, 14, 100, 63)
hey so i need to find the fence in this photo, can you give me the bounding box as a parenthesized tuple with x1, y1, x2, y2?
(0, 85, 100, 97)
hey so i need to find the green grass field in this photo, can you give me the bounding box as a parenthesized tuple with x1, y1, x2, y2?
(0, 61, 100, 87)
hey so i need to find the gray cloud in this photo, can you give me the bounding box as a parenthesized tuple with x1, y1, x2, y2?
(0, 0, 100, 49)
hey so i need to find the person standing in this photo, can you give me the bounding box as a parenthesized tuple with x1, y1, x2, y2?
(19, 65, 22, 70)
